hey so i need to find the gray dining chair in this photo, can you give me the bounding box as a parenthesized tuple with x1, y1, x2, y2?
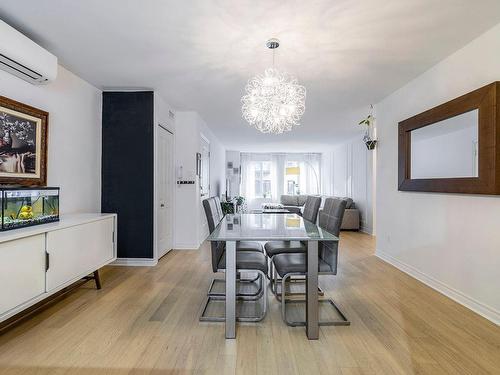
(264, 195, 322, 294)
(203, 196, 265, 299)
(272, 197, 350, 326)
(200, 197, 268, 322)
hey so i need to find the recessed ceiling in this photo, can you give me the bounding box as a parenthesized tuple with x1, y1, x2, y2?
(1, 0, 500, 151)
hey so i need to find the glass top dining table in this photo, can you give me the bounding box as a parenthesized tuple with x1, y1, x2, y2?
(206, 213, 339, 340)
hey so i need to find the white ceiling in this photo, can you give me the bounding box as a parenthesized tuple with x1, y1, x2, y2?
(1, 0, 500, 151)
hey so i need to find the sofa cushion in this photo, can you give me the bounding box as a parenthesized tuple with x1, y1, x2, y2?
(283, 206, 302, 215)
(330, 196, 353, 209)
(343, 197, 353, 209)
(281, 195, 298, 206)
(297, 195, 308, 206)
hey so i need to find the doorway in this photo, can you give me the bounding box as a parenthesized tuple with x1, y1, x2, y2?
(157, 125, 174, 258)
(199, 135, 210, 240)
(200, 135, 210, 198)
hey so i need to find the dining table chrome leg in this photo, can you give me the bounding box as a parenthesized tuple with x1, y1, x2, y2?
(306, 240, 319, 339)
(225, 240, 237, 339)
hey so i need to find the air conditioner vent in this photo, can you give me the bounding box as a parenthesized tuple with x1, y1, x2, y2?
(0, 53, 46, 83)
(0, 20, 57, 84)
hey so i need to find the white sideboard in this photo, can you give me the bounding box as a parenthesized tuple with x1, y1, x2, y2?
(0, 213, 117, 323)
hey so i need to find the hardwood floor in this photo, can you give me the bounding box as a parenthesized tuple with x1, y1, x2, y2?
(0, 232, 499, 374)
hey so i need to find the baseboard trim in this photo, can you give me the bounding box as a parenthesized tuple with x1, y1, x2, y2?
(174, 242, 201, 250)
(360, 226, 373, 235)
(376, 250, 500, 326)
(112, 258, 158, 267)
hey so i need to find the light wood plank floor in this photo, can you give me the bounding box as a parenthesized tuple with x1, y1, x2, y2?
(0, 232, 499, 374)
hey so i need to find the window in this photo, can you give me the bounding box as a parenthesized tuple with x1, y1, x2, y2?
(284, 161, 300, 194)
(240, 153, 321, 205)
(253, 161, 272, 198)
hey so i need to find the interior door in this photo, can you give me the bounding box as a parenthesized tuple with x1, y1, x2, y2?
(157, 125, 174, 258)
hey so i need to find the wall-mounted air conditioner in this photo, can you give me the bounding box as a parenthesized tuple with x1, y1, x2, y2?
(0, 20, 57, 84)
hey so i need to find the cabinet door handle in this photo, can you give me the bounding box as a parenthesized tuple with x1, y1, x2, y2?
(45, 251, 50, 271)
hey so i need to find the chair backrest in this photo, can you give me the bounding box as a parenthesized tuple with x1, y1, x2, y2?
(204, 196, 223, 232)
(302, 196, 322, 223)
(317, 197, 347, 274)
(203, 196, 225, 273)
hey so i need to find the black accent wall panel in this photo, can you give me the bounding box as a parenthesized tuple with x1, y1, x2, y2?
(102, 91, 154, 258)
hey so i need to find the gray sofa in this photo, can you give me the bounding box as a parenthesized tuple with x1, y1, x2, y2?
(280, 194, 360, 230)
(280, 194, 308, 215)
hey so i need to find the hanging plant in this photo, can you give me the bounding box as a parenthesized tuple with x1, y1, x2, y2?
(358, 106, 377, 150)
(358, 114, 374, 127)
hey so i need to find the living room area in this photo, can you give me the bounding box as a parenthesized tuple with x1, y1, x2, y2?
(223, 150, 371, 233)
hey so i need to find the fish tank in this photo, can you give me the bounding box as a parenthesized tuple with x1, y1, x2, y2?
(0, 187, 60, 231)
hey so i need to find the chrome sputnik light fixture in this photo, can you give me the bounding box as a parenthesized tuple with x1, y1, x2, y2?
(241, 38, 306, 134)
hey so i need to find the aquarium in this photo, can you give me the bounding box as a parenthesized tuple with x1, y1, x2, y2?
(0, 187, 59, 231)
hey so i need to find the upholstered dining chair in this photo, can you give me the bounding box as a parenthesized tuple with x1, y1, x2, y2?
(203, 196, 265, 299)
(264, 195, 322, 294)
(200, 197, 268, 322)
(272, 197, 350, 326)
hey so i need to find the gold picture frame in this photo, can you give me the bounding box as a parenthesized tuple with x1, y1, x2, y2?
(0, 96, 48, 186)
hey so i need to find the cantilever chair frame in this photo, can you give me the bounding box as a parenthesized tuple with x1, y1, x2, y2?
(201, 196, 268, 322)
(275, 269, 349, 327)
(269, 255, 325, 300)
(273, 197, 350, 326)
(199, 268, 268, 322)
(207, 270, 264, 301)
(203, 196, 266, 301)
(266, 196, 324, 298)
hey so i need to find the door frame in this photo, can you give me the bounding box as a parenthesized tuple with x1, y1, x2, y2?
(199, 133, 210, 197)
(154, 122, 175, 261)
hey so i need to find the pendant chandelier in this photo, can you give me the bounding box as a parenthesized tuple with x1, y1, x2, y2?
(241, 39, 306, 134)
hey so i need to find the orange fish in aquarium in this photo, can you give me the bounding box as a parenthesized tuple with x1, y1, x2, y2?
(1, 187, 59, 230)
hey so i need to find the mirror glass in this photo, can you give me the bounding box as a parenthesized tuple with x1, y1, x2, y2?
(411, 109, 479, 179)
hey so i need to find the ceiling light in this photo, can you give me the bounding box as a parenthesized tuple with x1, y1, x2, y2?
(241, 39, 306, 134)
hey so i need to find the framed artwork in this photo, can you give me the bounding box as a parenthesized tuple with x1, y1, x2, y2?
(0, 96, 48, 186)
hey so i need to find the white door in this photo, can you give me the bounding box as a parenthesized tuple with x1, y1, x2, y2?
(157, 125, 174, 258)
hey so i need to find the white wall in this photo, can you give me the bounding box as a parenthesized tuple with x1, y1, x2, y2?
(173, 111, 226, 249)
(199, 117, 226, 244)
(200, 121, 226, 201)
(173, 112, 199, 249)
(0, 65, 102, 213)
(323, 138, 374, 234)
(375, 23, 500, 324)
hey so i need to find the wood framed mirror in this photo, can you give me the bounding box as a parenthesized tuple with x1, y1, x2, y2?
(398, 82, 500, 194)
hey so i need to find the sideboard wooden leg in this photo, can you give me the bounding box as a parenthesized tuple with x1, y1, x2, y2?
(93, 270, 102, 290)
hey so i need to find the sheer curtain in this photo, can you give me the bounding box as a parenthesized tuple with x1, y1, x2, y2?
(240, 153, 257, 200)
(241, 153, 322, 209)
(297, 153, 321, 195)
(240, 153, 277, 209)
